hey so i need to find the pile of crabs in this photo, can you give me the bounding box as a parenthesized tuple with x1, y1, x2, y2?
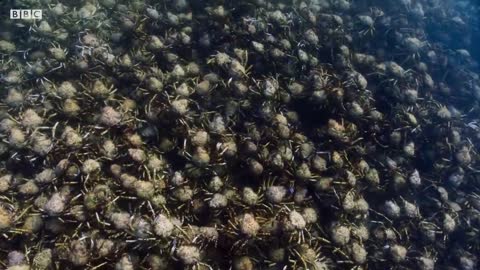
(0, 0, 480, 269)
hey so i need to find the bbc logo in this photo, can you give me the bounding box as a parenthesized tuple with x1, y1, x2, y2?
(10, 9, 43, 20)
